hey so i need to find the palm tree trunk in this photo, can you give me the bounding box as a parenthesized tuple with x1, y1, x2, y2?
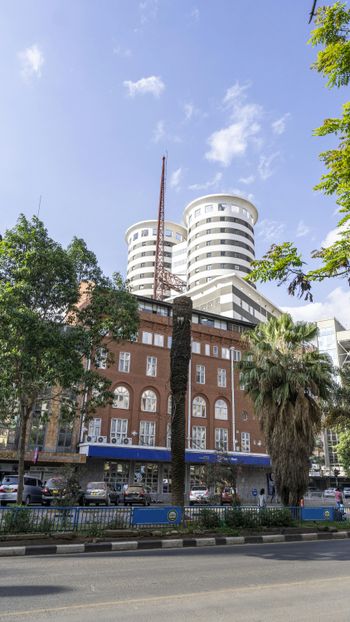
(170, 296, 192, 507)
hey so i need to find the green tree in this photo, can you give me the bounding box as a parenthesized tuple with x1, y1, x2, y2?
(170, 296, 192, 507)
(324, 365, 350, 428)
(337, 430, 350, 474)
(246, 3, 350, 300)
(0, 215, 139, 503)
(239, 314, 333, 506)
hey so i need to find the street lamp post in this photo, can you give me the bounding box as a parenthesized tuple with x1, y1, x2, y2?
(230, 347, 237, 454)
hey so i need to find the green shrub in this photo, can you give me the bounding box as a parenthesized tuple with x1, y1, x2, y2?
(259, 508, 293, 527)
(36, 515, 56, 533)
(83, 522, 105, 537)
(1, 507, 34, 534)
(199, 508, 222, 529)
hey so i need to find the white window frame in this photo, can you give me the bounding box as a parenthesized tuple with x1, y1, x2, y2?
(192, 396, 206, 418)
(140, 421, 156, 446)
(141, 390, 157, 412)
(213, 345, 219, 357)
(142, 331, 153, 345)
(88, 418, 101, 438)
(239, 372, 246, 391)
(221, 347, 230, 360)
(215, 399, 228, 420)
(215, 428, 228, 451)
(146, 356, 157, 377)
(196, 365, 205, 384)
(118, 352, 130, 373)
(154, 334, 164, 348)
(192, 426, 206, 449)
(166, 422, 171, 448)
(241, 432, 251, 453)
(217, 368, 227, 388)
(110, 418, 128, 444)
(204, 344, 210, 356)
(192, 341, 201, 354)
(167, 394, 172, 415)
(95, 348, 107, 369)
(112, 386, 130, 409)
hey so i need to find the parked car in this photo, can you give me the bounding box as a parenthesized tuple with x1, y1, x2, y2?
(189, 485, 209, 506)
(0, 474, 43, 505)
(343, 487, 350, 499)
(220, 487, 235, 505)
(83, 481, 119, 506)
(123, 485, 151, 506)
(42, 477, 68, 506)
(323, 488, 336, 498)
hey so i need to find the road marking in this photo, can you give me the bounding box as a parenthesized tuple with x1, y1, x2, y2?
(1, 574, 350, 618)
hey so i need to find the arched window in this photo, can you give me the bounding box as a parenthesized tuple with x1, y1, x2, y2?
(167, 395, 172, 415)
(141, 390, 157, 412)
(215, 399, 228, 420)
(112, 386, 130, 409)
(192, 396, 206, 418)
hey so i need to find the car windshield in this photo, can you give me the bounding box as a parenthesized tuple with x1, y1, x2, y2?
(192, 486, 207, 491)
(2, 476, 18, 484)
(46, 478, 65, 487)
(87, 482, 106, 490)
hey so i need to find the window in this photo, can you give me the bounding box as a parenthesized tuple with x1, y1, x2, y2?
(221, 347, 230, 360)
(213, 345, 219, 357)
(194, 208, 201, 217)
(167, 422, 171, 448)
(28, 401, 48, 450)
(196, 365, 205, 384)
(192, 341, 201, 354)
(139, 421, 156, 446)
(218, 203, 226, 211)
(205, 344, 210, 356)
(215, 428, 228, 451)
(141, 229, 149, 237)
(176, 232, 183, 241)
(205, 204, 213, 213)
(112, 386, 130, 409)
(232, 349, 241, 362)
(192, 396, 206, 418)
(141, 390, 157, 412)
(165, 229, 172, 237)
(239, 372, 246, 391)
(241, 411, 248, 421)
(167, 336, 172, 349)
(146, 356, 157, 377)
(88, 418, 101, 439)
(57, 420, 73, 451)
(215, 399, 228, 420)
(110, 419, 128, 444)
(95, 348, 107, 369)
(167, 394, 172, 415)
(142, 331, 153, 345)
(217, 368, 227, 388)
(118, 352, 130, 373)
(154, 334, 164, 347)
(192, 426, 206, 449)
(133, 232, 138, 240)
(241, 432, 250, 452)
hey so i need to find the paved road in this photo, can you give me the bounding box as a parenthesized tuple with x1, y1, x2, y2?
(1, 540, 350, 621)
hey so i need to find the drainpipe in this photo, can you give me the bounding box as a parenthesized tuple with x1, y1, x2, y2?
(230, 347, 236, 453)
(187, 358, 192, 449)
(79, 355, 91, 443)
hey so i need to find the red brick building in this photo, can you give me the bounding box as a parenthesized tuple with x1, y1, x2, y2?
(79, 296, 271, 501)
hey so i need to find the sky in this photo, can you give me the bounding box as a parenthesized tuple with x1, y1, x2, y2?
(1, 0, 349, 328)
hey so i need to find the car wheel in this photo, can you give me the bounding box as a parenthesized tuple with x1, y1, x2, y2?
(25, 495, 31, 506)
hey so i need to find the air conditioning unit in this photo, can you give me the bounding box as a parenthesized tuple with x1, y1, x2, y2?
(86, 435, 97, 443)
(111, 437, 117, 444)
(97, 436, 107, 443)
(123, 437, 133, 446)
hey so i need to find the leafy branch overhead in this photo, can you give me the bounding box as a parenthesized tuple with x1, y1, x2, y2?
(246, 2, 350, 299)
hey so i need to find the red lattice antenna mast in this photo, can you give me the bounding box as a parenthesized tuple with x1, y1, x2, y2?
(153, 156, 166, 300)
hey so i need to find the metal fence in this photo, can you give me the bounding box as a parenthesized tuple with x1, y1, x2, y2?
(0, 504, 348, 534)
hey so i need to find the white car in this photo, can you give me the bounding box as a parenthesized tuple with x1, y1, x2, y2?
(323, 488, 336, 498)
(343, 488, 350, 499)
(189, 485, 209, 506)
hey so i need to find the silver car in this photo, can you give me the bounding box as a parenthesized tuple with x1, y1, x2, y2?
(0, 475, 43, 505)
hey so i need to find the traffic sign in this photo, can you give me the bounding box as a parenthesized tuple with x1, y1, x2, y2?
(252, 488, 258, 497)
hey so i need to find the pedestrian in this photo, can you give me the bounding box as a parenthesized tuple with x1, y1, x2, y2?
(258, 488, 266, 509)
(335, 487, 343, 509)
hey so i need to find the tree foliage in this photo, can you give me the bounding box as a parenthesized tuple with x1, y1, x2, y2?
(239, 314, 333, 506)
(247, 2, 350, 299)
(0, 215, 139, 502)
(336, 430, 350, 475)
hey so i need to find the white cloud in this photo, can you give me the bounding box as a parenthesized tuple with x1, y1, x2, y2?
(139, 0, 159, 24)
(190, 7, 200, 21)
(113, 45, 132, 58)
(153, 120, 165, 143)
(296, 220, 310, 238)
(189, 172, 222, 191)
(256, 219, 286, 243)
(239, 175, 255, 185)
(170, 168, 182, 190)
(206, 82, 262, 167)
(321, 223, 348, 247)
(18, 44, 44, 80)
(123, 75, 165, 98)
(283, 287, 350, 329)
(272, 113, 290, 135)
(258, 152, 280, 180)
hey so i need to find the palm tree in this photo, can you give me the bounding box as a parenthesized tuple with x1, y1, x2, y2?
(240, 314, 333, 506)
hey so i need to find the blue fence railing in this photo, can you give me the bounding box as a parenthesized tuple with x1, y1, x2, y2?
(0, 504, 347, 534)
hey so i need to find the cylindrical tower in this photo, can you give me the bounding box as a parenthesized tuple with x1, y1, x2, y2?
(125, 220, 187, 297)
(183, 194, 258, 290)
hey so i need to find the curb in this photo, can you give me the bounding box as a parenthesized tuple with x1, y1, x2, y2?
(0, 531, 349, 557)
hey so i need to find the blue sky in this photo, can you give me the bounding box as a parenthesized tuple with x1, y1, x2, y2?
(1, 0, 349, 326)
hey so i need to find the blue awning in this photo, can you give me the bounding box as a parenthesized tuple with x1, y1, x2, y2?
(84, 444, 271, 467)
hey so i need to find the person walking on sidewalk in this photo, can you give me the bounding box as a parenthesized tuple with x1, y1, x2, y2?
(335, 487, 343, 509)
(258, 488, 267, 509)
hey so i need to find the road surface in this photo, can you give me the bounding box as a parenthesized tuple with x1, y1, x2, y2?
(1, 540, 350, 621)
